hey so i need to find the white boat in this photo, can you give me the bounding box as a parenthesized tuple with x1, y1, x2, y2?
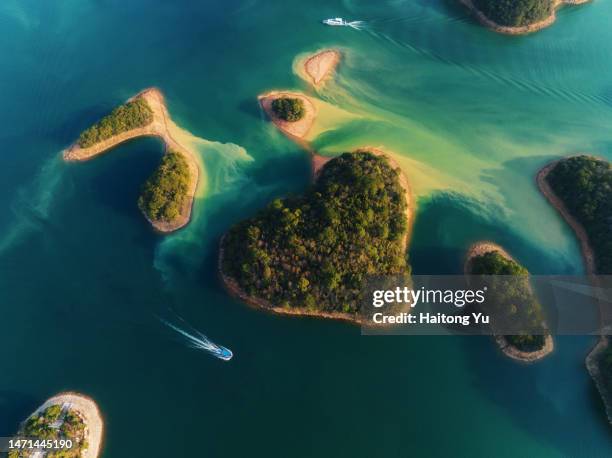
(323, 17, 349, 26)
(322, 18, 364, 29)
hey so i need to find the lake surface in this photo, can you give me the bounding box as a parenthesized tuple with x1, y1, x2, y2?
(1, 0, 612, 456)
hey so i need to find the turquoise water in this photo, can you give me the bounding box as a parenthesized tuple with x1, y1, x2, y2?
(1, 0, 612, 456)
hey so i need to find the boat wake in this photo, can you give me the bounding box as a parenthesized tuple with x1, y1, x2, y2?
(347, 20, 365, 30)
(322, 17, 365, 30)
(159, 315, 233, 361)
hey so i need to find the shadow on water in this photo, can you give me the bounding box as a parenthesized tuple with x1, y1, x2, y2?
(237, 98, 263, 120)
(0, 390, 40, 435)
(49, 105, 112, 147)
(462, 335, 612, 455)
(186, 151, 311, 282)
(409, 190, 570, 275)
(78, 136, 165, 225)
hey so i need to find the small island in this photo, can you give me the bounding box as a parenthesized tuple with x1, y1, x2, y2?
(63, 88, 199, 233)
(538, 155, 612, 425)
(303, 49, 341, 88)
(459, 0, 591, 35)
(219, 150, 412, 323)
(9, 392, 103, 458)
(465, 242, 554, 362)
(538, 155, 611, 274)
(258, 91, 316, 139)
(138, 149, 191, 227)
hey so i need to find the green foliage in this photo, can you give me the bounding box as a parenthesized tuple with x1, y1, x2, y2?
(77, 97, 153, 148)
(271, 97, 305, 122)
(473, 0, 554, 27)
(222, 152, 409, 314)
(547, 156, 612, 274)
(15, 405, 87, 458)
(138, 150, 191, 223)
(470, 251, 547, 352)
(600, 346, 612, 395)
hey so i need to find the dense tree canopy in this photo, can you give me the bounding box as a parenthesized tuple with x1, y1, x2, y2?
(469, 251, 547, 352)
(546, 156, 612, 274)
(138, 150, 190, 223)
(473, 0, 554, 27)
(222, 152, 409, 314)
(271, 97, 305, 122)
(597, 346, 612, 404)
(9, 405, 87, 458)
(78, 97, 153, 148)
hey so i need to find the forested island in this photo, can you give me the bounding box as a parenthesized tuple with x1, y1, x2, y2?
(138, 150, 191, 224)
(465, 242, 553, 361)
(8, 393, 103, 458)
(258, 91, 316, 139)
(77, 97, 153, 148)
(543, 156, 612, 274)
(271, 97, 305, 122)
(63, 88, 199, 233)
(220, 151, 411, 322)
(459, 0, 590, 34)
(538, 155, 612, 425)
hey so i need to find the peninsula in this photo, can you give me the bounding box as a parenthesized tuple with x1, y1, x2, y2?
(219, 150, 412, 323)
(9, 392, 103, 458)
(537, 156, 612, 425)
(63, 88, 199, 233)
(258, 91, 316, 140)
(465, 242, 554, 362)
(303, 49, 341, 88)
(459, 0, 591, 35)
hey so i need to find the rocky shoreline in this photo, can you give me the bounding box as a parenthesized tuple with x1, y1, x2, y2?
(537, 158, 612, 426)
(459, 0, 591, 35)
(218, 149, 413, 325)
(22, 392, 104, 458)
(258, 90, 317, 140)
(465, 241, 554, 362)
(536, 160, 596, 275)
(586, 337, 612, 426)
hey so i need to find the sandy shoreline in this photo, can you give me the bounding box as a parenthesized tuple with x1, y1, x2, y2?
(219, 149, 413, 325)
(303, 49, 341, 88)
(258, 91, 317, 140)
(63, 87, 199, 233)
(586, 337, 612, 426)
(459, 0, 591, 35)
(536, 160, 596, 275)
(465, 241, 554, 362)
(218, 243, 368, 324)
(23, 392, 104, 458)
(355, 148, 414, 253)
(537, 159, 612, 425)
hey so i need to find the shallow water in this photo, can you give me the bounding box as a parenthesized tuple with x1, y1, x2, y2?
(1, 0, 611, 456)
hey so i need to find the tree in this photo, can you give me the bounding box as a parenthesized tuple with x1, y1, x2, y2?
(138, 150, 191, 222)
(271, 97, 305, 122)
(547, 156, 612, 273)
(473, 0, 554, 27)
(221, 152, 410, 314)
(78, 97, 153, 147)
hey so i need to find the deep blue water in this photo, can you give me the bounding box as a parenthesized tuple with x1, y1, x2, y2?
(1, 0, 612, 456)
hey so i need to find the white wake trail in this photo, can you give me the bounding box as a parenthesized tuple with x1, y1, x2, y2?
(159, 316, 233, 361)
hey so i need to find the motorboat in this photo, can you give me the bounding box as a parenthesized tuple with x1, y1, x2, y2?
(214, 345, 233, 361)
(323, 17, 349, 26)
(322, 18, 364, 29)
